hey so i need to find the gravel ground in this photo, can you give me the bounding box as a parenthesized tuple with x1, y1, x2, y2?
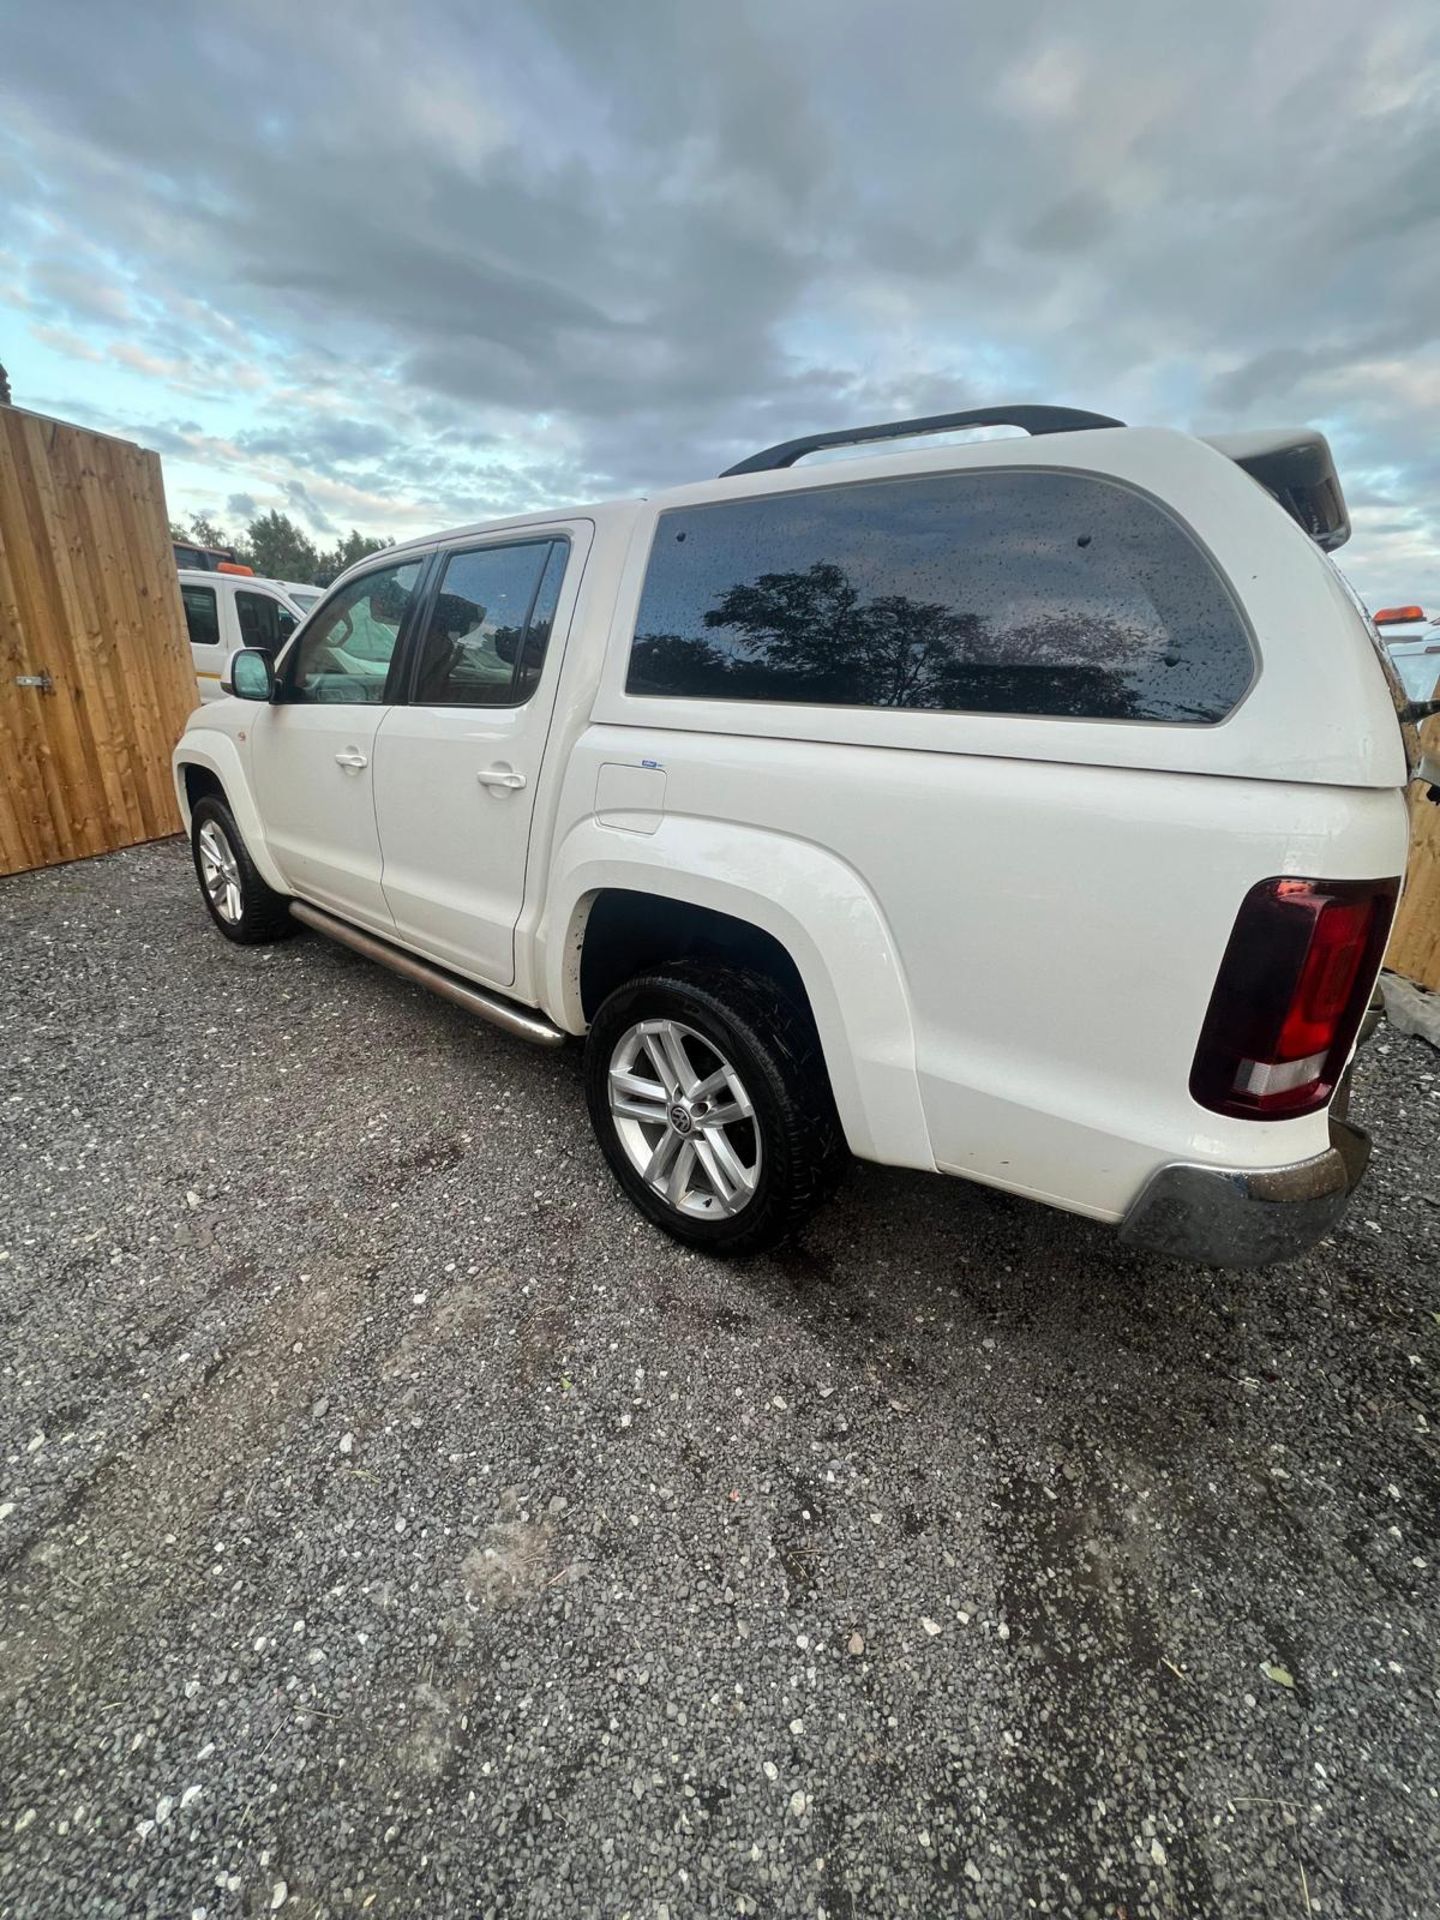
(2, 837, 1438, 1920)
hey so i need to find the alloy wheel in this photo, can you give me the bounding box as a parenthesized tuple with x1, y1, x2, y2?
(607, 1017, 761, 1218)
(197, 819, 243, 924)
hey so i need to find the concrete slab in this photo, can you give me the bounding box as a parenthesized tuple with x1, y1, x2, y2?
(1380, 969, 1440, 1049)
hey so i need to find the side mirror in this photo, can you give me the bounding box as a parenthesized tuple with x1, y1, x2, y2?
(225, 648, 276, 700)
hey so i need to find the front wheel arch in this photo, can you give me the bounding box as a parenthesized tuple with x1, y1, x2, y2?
(188, 795, 294, 945)
(173, 733, 290, 895)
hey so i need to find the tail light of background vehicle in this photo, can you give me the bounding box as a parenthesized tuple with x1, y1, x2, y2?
(1190, 877, 1399, 1120)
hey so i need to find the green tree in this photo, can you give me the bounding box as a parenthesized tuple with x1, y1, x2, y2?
(703, 560, 982, 707)
(170, 511, 250, 563)
(244, 509, 320, 583)
(185, 511, 235, 553)
(631, 559, 1147, 718)
(316, 528, 393, 585)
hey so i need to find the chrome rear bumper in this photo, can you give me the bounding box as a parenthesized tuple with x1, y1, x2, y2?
(1119, 1116, 1370, 1269)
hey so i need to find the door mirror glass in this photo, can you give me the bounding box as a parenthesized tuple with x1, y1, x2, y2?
(227, 648, 275, 701)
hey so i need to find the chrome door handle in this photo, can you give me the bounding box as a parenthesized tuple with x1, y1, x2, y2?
(334, 749, 368, 769)
(477, 767, 526, 790)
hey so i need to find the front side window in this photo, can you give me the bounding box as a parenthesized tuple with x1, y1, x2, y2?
(626, 468, 1254, 724)
(181, 583, 219, 649)
(411, 539, 567, 706)
(236, 589, 297, 652)
(289, 560, 425, 705)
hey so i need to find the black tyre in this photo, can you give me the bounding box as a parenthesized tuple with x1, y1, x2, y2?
(189, 795, 293, 945)
(584, 963, 847, 1255)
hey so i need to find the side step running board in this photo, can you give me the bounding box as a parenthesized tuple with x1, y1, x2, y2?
(288, 901, 567, 1048)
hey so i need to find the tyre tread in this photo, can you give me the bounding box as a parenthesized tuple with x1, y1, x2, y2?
(190, 796, 293, 945)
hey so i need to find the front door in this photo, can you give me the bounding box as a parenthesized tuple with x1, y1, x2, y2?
(234, 583, 299, 659)
(372, 530, 584, 987)
(248, 555, 428, 929)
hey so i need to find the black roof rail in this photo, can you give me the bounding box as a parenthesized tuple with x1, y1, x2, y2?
(720, 405, 1125, 478)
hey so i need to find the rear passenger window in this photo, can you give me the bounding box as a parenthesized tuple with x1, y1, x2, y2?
(181, 584, 219, 649)
(627, 469, 1254, 723)
(412, 539, 566, 706)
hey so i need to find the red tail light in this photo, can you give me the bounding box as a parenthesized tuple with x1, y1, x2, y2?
(1190, 877, 1398, 1120)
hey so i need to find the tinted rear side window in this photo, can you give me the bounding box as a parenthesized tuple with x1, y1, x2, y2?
(627, 468, 1253, 723)
(181, 584, 219, 648)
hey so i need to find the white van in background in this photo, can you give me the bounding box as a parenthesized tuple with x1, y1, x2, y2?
(178, 570, 306, 702)
(1372, 604, 1440, 704)
(280, 581, 324, 613)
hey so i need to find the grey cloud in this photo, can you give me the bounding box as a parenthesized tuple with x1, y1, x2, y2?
(1206, 346, 1344, 416)
(1325, 112, 1440, 250)
(858, 219, 976, 279)
(226, 492, 258, 520)
(29, 257, 132, 326)
(122, 419, 206, 458)
(1024, 191, 1114, 255)
(237, 419, 399, 467)
(282, 479, 339, 537)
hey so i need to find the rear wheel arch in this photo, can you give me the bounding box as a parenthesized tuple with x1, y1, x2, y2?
(542, 825, 932, 1168)
(559, 873, 925, 1165)
(575, 892, 834, 1136)
(578, 888, 814, 1030)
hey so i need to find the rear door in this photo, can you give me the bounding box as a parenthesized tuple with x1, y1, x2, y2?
(372, 527, 587, 986)
(247, 555, 430, 929)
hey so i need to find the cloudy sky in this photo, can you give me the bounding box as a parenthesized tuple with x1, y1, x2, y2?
(2, 0, 1438, 606)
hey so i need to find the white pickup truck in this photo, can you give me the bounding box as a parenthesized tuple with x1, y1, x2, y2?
(173, 406, 1417, 1264)
(178, 568, 305, 702)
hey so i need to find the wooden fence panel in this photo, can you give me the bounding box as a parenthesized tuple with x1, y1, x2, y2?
(0, 406, 195, 877)
(1387, 713, 1440, 992)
